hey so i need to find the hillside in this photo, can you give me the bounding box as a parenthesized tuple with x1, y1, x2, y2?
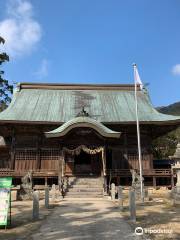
(157, 101, 180, 116)
(154, 101, 180, 159)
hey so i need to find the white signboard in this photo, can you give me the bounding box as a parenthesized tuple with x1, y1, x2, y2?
(0, 188, 10, 226)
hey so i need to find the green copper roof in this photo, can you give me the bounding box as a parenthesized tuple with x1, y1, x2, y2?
(45, 116, 121, 138)
(0, 83, 179, 124)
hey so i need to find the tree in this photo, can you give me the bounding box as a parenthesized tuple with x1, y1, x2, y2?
(0, 36, 13, 111)
(152, 129, 180, 159)
(152, 106, 180, 159)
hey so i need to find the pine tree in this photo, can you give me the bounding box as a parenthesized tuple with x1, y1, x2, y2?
(0, 36, 13, 111)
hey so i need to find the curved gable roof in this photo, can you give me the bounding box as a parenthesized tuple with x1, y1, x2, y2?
(45, 116, 121, 138)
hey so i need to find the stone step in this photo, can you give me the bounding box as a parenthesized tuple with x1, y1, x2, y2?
(75, 178, 102, 181)
(67, 179, 103, 184)
(68, 187, 103, 191)
(64, 197, 104, 200)
(65, 195, 104, 199)
(67, 188, 103, 192)
(69, 184, 103, 188)
(65, 192, 103, 197)
(64, 177, 103, 198)
(67, 192, 103, 195)
(75, 177, 102, 179)
(75, 180, 103, 184)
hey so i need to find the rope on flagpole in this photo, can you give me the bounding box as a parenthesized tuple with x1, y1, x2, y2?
(133, 63, 144, 203)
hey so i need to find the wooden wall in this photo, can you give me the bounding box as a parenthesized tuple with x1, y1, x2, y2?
(0, 124, 154, 172)
(14, 148, 60, 171)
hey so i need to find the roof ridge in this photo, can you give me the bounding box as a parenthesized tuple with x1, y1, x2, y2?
(17, 82, 141, 91)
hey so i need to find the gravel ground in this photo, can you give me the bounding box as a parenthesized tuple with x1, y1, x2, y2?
(116, 189, 180, 240)
(31, 199, 139, 240)
(0, 199, 59, 240)
(1, 189, 178, 240)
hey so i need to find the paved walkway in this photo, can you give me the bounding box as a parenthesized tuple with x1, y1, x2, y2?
(32, 199, 138, 240)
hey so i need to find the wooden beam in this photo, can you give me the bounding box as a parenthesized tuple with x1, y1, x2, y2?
(10, 129, 15, 170)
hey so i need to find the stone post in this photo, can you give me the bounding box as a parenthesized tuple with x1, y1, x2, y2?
(129, 188, 136, 222)
(32, 191, 39, 220)
(144, 188, 149, 201)
(117, 186, 123, 210)
(45, 187, 49, 208)
(103, 176, 107, 195)
(176, 170, 180, 192)
(111, 183, 116, 200)
(52, 184, 56, 202)
(170, 143, 180, 204)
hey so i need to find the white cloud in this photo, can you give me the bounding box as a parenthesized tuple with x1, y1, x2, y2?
(34, 59, 49, 79)
(172, 64, 180, 76)
(0, 0, 42, 57)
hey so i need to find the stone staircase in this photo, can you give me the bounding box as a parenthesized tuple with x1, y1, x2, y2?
(64, 177, 104, 198)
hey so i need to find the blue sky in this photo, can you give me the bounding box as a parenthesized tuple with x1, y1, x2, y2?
(0, 0, 180, 106)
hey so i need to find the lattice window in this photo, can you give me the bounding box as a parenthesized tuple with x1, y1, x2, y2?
(15, 148, 37, 170)
(40, 149, 60, 170)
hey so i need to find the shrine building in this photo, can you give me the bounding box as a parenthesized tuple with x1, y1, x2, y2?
(0, 83, 179, 197)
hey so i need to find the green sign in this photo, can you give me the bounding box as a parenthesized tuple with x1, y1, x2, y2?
(0, 177, 12, 188)
(0, 177, 12, 226)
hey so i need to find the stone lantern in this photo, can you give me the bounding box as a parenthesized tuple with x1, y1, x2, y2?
(170, 143, 180, 204)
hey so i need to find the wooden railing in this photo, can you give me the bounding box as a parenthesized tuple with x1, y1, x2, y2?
(0, 169, 15, 176)
(107, 168, 173, 176)
(0, 168, 173, 177)
(144, 169, 172, 176)
(0, 169, 59, 177)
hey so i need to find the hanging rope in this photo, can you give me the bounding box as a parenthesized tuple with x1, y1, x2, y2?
(63, 145, 103, 155)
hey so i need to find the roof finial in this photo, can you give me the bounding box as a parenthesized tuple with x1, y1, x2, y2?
(76, 107, 89, 117)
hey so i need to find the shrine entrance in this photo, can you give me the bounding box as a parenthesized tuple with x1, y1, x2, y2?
(74, 150, 101, 175)
(63, 145, 105, 176)
(74, 151, 91, 174)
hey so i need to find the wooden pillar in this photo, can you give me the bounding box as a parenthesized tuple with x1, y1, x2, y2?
(150, 153, 154, 169)
(124, 131, 128, 169)
(171, 169, 174, 188)
(36, 135, 41, 170)
(10, 129, 15, 170)
(45, 177, 48, 186)
(102, 147, 106, 176)
(117, 176, 120, 185)
(58, 149, 64, 196)
(61, 150, 65, 177)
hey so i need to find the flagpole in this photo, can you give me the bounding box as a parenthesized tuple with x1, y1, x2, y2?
(133, 63, 144, 203)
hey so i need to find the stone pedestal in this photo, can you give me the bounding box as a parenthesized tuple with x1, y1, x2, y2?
(170, 143, 180, 204)
(130, 169, 144, 202)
